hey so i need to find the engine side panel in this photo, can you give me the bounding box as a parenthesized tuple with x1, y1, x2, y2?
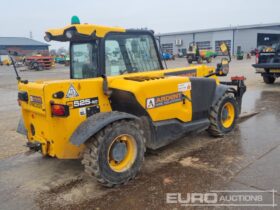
(109, 76, 193, 123)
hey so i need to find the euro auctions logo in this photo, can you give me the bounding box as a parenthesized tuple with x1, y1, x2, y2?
(166, 193, 218, 206)
(166, 190, 277, 207)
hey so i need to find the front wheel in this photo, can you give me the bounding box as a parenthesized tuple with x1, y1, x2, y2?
(263, 75, 275, 84)
(208, 93, 238, 137)
(82, 120, 146, 187)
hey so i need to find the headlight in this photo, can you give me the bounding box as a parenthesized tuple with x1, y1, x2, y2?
(65, 30, 74, 39)
(44, 33, 51, 42)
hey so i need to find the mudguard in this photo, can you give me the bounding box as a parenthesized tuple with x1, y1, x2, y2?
(17, 117, 27, 136)
(70, 111, 139, 146)
(212, 84, 232, 106)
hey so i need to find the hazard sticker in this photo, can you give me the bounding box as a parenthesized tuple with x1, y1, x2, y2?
(178, 82, 191, 92)
(66, 84, 79, 98)
(146, 92, 182, 109)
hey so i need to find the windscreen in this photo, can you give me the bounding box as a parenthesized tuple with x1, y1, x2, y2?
(105, 33, 161, 76)
(71, 42, 98, 79)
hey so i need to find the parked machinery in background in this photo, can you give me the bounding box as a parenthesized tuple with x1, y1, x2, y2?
(253, 43, 280, 84)
(236, 46, 244, 60)
(162, 52, 175, 60)
(25, 55, 54, 71)
(186, 42, 216, 64)
(0, 55, 12, 66)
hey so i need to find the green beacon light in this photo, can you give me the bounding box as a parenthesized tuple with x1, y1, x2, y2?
(71, 16, 80, 24)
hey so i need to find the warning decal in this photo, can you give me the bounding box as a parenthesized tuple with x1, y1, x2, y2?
(66, 84, 79, 98)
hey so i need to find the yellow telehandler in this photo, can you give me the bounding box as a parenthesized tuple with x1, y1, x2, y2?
(16, 16, 246, 187)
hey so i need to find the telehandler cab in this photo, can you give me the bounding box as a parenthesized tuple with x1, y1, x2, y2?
(16, 16, 246, 187)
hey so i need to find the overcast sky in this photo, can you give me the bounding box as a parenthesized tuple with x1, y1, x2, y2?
(1, 0, 280, 49)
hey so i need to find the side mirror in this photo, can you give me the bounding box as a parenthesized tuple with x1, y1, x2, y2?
(220, 43, 228, 54)
(219, 42, 231, 63)
(216, 58, 229, 76)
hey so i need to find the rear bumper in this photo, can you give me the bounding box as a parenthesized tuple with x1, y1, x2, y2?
(255, 68, 265, 73)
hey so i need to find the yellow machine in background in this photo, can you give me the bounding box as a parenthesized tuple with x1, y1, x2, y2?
(0, 55, 12, 66)
(16, 16, 246, 187)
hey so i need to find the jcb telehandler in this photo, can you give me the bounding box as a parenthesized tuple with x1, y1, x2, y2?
(16, 16, 246, 187)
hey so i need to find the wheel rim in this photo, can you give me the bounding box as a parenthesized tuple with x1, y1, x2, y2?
(221, 102, 235, 128)
(107, 134, 137, 172)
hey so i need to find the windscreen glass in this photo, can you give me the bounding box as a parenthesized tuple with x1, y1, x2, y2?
(105, 34, 161, 76)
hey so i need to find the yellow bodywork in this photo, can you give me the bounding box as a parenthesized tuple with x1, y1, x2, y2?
(47, 24, 125, 38)
(18, 65, 218, 159)
(18, 22, 221, 159)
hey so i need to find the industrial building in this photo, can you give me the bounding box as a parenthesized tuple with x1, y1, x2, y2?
(0, 37, 49, 56)
(157, 23, 280, 56)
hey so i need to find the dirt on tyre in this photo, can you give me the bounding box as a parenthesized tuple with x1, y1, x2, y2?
(82, 120, 146, 187)
(208, 92, 238, 137)
(263, 75, 275, 84)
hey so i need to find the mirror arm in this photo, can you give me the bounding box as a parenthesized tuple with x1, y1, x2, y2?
(227, 46, 232, 63)
(9, 56, 21, 81)
(204, 72, 218, 78)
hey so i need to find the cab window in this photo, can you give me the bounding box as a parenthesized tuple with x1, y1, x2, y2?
(105, 33, 161, 76)
(71, 42, 98, 79)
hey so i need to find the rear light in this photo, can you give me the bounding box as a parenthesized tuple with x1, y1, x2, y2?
(51, 104, 69, 117)
(255, 53, 259, 64)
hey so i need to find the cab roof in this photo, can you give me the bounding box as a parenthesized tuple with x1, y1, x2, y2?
(46, 24, 126, 42)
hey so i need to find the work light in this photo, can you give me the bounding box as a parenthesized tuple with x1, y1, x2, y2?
(44, 33, 51, 42)
(65, 30, 74, 39)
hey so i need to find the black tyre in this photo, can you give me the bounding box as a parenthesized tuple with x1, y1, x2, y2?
(82, 120, 146, 187)
(208, 93, 238, 137)
(187, 59, 192, 64)
(206, 57, 212, 63)
(32, 62, 39, 71)
(263, 75, 275, 84)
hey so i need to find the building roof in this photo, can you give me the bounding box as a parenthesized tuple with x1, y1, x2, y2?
(0, 37, 49, 46)
(157, 22, 280, 37)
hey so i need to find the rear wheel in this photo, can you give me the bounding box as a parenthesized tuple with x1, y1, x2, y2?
(208, 93, 238, 137)
(263, 75, 275, 84)
(82, 120, 145, 187)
